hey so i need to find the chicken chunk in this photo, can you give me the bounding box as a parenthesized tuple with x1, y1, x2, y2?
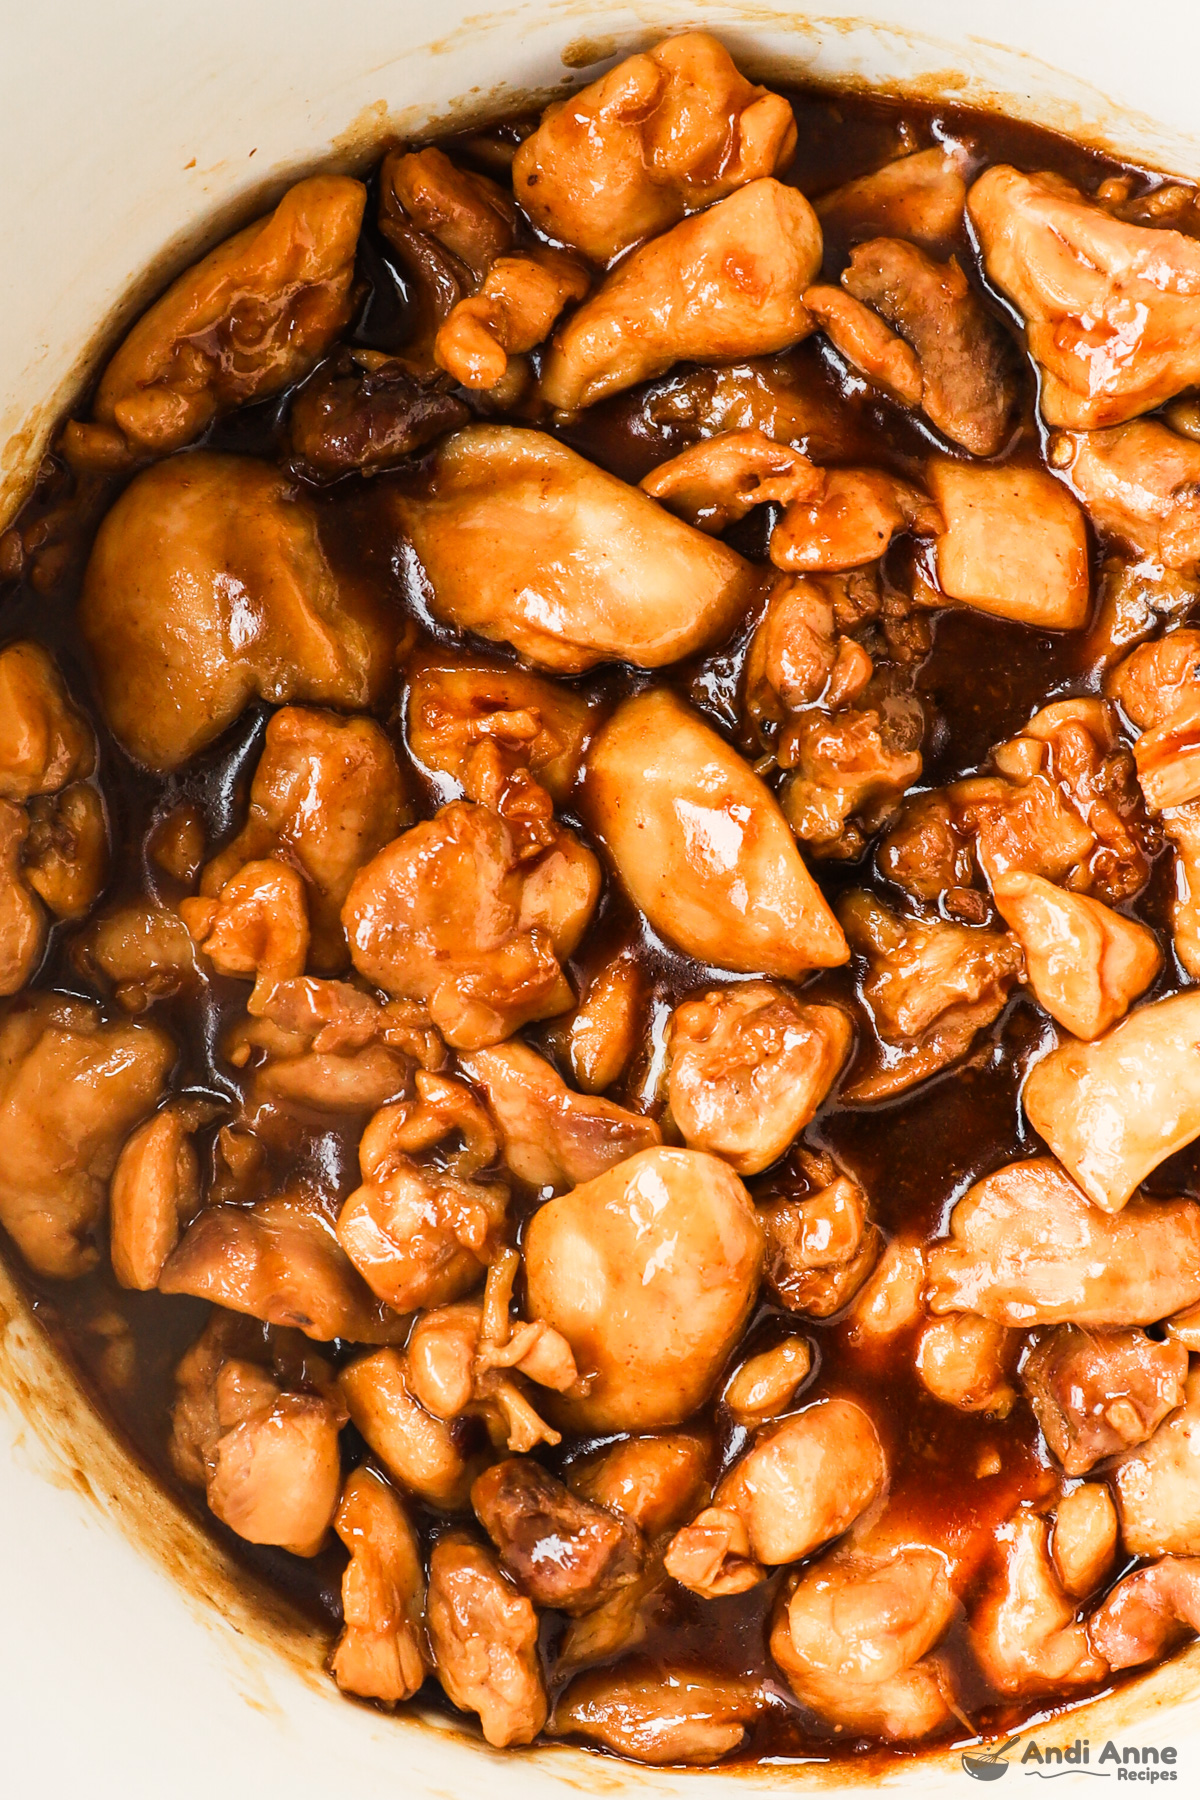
(168, 1310, 336, 1484)
(584, 689, 847, 979)
(0, 995, 173, 1278)
(569, 1435, 712, 1538)
(759, 1175, 882, 1317)
(406, 655, 594, 807)
(89, 175, 365, 456)
(769, 468, 941, 573)
(524, 1147, 763, 1432)
(1053, 419, 1200, 571)
(382, 146, 515, 285)
(723, 1338, 813, 1426)
(391, 426, 755, 675)
(1167, 801, 1200, 977)
(639, 430, 821, 533)
(991, 871, 1160, 1040)
(406, 1285, 578, 1456)
(1114, 1367, 1200, 1556)
(472, 1458, 642, 1615)
(969, 165, 1200, 427)
(1089, 1556, 1200, 1668)
(109, 1101, 208, 1290)
(427, 1534, 547, 1748)
(969, 1510, 1105, 1696)
(815, 146, 970, 246)
(742, 573, 843, 734)
(540, 179, 820, 412)
(1052, 1483, 1118, 1597)
(927, 458, 1090, 629)
(72, 900, 200, 1014)
(0, 642, 95, 803)
(877, 792, 977, 909)
(803, 285, 923, 406)
(512, 33, 797, 264)
(79, 453, 392, 770)
(1107, 628, 1200, 733)
(331, 1465, 427, 1706)
(1021, 1327, 1189, 1475)
(286, 351, 469, 480)
(665, 983, 851, 1175)
(550, 1666, 764, 1765)
(915, 1314, 1019, 1416)
(181, 859, 309, 1003)
(205, 1379, 345, 1557)
(927, 1157, 1200, 1326)
(339, 1349, 482, 1509)
(0, 801, 45, 995)
(551, 956, 645, 1095)
(843, 1237, 927, 1351)
(21, 783, 108, 922)
(779, 690, 924, 854)
(435, 249, 589, 388)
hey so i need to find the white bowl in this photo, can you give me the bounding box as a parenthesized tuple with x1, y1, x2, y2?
(4, 3, 1200, 1792)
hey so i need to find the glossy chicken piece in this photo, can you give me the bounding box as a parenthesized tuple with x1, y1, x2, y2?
(80, 453, 392, 770)
(109, 1101, 207, 1290)
(513, 33, 796, 263)
(0, 642, 95, 803)
(742, 571, 876, 733)
(914, 1314, 1018, 1416)
(552, 955, 645, 1095)
(665, 983, 851, 1175)
(927, 1157, 1200, 1326)
(770, 468, 941, 573)
(435, 249, 589, 388)
(723, 1338, 813, 1426)
(550, 1666, 764, 1765)
(803, 285, 923, 406)
(639, 430, 821, 532)
(406, 1289, 577, 1456)
(1107, 628, 1200, 733)
(991, 870, 1160, 1040)
(969, 165, 1200, 427)
(458, 1040, 659, 1190)
(383, 147, 515, 285)
(759, 1175, 882, 1317)
(524, 1147, 763, 1432)
(779, 690, 923, 855)
(969, 1510, 1105, 1696)
(198, 707, 410, 973)
(0, 801, 45, 995)
(89, 175, 365, 455)
(927, 458, 1090, 628)
(0, 995, 173, 1278)
(339, 1349, 482, 1509)
(1024, 989, 1200, 1211)
(584, 690, 847, 979)
(569, 1435, 711, 1538)
(1089, 1557, 1200, 1668)
(205, 1373, 345, 1557)
(1021, 1327, 1189, 1474)
(876, 792, 977, 910)
(1167, 802, 1200, 977)
(181, 859, 309, 1004)
(815, 145, 970, 245)
(331, 1466, 427, 1706)
(540, 179, 821, 412)
(843, 1238, 927, 1352)
(1114, 1368, 1200, 1556)
(406, 654, 595, 806)
(72, 901, 200, 1013)
(286, 350, 469, 480)
(1053, 420, 1200, 571)
(21, 784, 108, 922)
(390, 426, 756, 674)
(1052, 1483, 1118, 1597)
(472, 1458, 642, 1614)
(426, 1534, 547, 1747)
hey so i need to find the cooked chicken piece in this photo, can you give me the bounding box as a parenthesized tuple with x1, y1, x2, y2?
(227, 979, 438, 1120)
(391, 427, 755, 675)
(0, 995, 173, 1278)
(1168, 1299, 1200, 1353)
(1134, 695, 1200, 815)
(0, 801, 45, 995)
(1053, 420, 1200, 571)
(1084, 555, 1200, 672)
(383, 146, 515, 285)
(406, 1285, 577, 1456)
(1052, 1483, 1118, 1597)
(205, 1374, 345, 1557)
(168, 1310, 336, 1485)
(779, 690, 923, 854)
(759, 1175, 882, 1317)
(287, 350, 470, 480)
(435, 249, 589, 389)
(665, 983, 850, 1175)
(331, 1465, 427, 1706)
(815, 145, 970, 246)
(198, 708, 410, 973)
(839, 891, 1024, 1101)
(160, 1193, 407, 1343)
(427, 1533, 547, 1747)
(1024, 990, 1200, 1211)
(550, 1665, 764, 1765)
(524, 1147, 763, 1432)
(877, 792, 978, 910)
(80, 453, 392, 770)
(22, 784, 108, 921)
(1089, 1556, 1200, 1668)
(991, 871, 1160, 1040)
(472, 1457, 642, 1614)
(723, 1338, 813, 1426)
(109, 1101, 209, 1290)
(1108, 629, 1200, 733)
(742, 574, 840, 732)
(639, 430, 821, 533)
(343, 800, 597, 1049)
(803, 286, 923, 406)
(540, 179, 820, 412)
(584, 689, 847, 979)
(969, 165, 1200, 427)
(969, 1510, 1105, 1696)
(843, 1237, 927, 1351)
(181, 859, 309, 1004)
(770, 1544, 957, 1738)
(406, 655, 595, 806)
(551, 955, 645, 1095)
(1114, 1367, 1200, 1556)
(568, 1434, 711, 1536)
(642, 351, 876, 458)
(0, 641, 95, 802)
(89, 175, 364, 456)
(769, 468, 941, 573)
(927, 1157, 1200, 1325)
(1021, 1327, 1188, 1475)
(513, 33, 796, 264)
(915, 1315, 1018, 1416)
(339, 1349, 483, 1509)
(927, 458, 1089, 628)
(72, 900, 200, 1013)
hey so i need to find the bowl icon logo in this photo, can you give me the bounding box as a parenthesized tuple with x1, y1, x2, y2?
(962, 1736, 1020, 1780)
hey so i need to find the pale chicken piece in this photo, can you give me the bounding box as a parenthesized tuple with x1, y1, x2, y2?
(583, 689, 847, 979)
(843, 1238, 927, 1351)
(198, 707, 410, 973)
(1053, 420, 1200, 571)
(770, 468, 941, 573)
(779, 691, 924, 854)
(969, 1510, 1105, 1696)
(390, 427, 756, 675)
(1021, 1327, 1189, 1475)
(815, 146, 970, 246)
(1089, 1556, 1200, 1668)
(759, 1175, 882, 1317)
(968, 165, 1200, 428)
(72, 901, 200, 1013)
(109, 1101, 208, 1290)
(406, 655, 595, 805)
(0, 641, 95, 801)
(1052, 1484, 1118, 1597)
(639, 430, 821, 533)
(435, 249, 589, 388)
(0, 995, 173, 1278)
(540, 179, 820, 412)
(554, 955, 645, 1095)
(723, 1338, 813, 1426)
(22, 784, 108, 922)
(1024, 990, 1200, 1212)
(1133, 691, 1200, 814)
(406, 1291, 577, 1455)
(331, 1465, 427, 1706)
(1168, 1299, 1200, 1353)
(181, 859, 309, 1004)
(89, 176, 365, 456)
(512, 32, 797, 264)
(1115, 1367, 1200, 1556)
(472, 1457, 642, 1615)
(550, 1666, 764, 1766)
(914, 1315, 1019, 1416)
(926, 1157, 1200, 1326)
(665, 983, 851, 1175)
(524, 1147, 763, 1432)
(990, 870, 1160, 1040)
(0, 800, 45, 995)
(340, 1349, 483, 1509)
(802, 285, 923, 406)
(205, 1377, 345, 1557)
(927, 458, 1090, 629)
(568, 1434, 711, 1536)
(457, 1040, 659, 1190)
(79, 453, 392, 771)
(426, 1534, 547, 1748)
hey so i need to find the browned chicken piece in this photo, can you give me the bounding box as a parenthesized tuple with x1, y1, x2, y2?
(0, 800, 45, 995)
(969, 1510, 1105, 1696)
(584, 689, 848, 979)
(927, 458, 1090, 628)
(181, 859, 309, 1004)
(384, 146, 515, 285)
(915, 1315, 1019, 1416)
(331, 1465, 428, 1706)
(969, 165, 1200, 427)
(1107, 629, 1200, 733)
(1089, 1556, 1200, 1668)
(390, 426, 756, 675)
(840, 238, 1018, 454)
(568, 1434, 711, 1537)
(1052, 1483, 1118, 1597)
(550, 1665, 765, 1765)
(160, 1193, 408, 1343)
(435, 249, 589, 389)
(1053, 420, 1200, 571)
(991, 871, 1160, 1040)
(0, 994, 173, 1278)
(877, 792, 978, 911)
(21, 784, 108, 921)
(839, 891, 1024, 1101)
(514, 33, 795, 262)
(723, 1338, 813, 1426)
(743, 573, 844, 734)
(85, 176, 364, 457)
(1114, 1368, 1200, 1556)
(79, 453, 392, 771)
(287, 350, 470, 480)
(109, 1100, 211, 1290)
(1021, 1327, 1189, 1475)
(168, 1310, 327, 1484)
(927, 1157, 1200, 1326)
(815, 146, 971, 246)
(525, 1147, 763, 1432)
(803, 286, 923, 406)
(540, 180, 821, 412)
(426, 1533, 547, 1747)
(1168, 803, 1200, 977)
(406, 655, 595, 806)
(1083, 556, 1200, 672)
(779, 690, 924, 856)
(457, 1040, 659, 1190)
(665, 983, 851, 1175)
(0, 641, 95, 802)
(340, 1348, 483, 1509)
(197, 707, 410, 973)
(550, 955, 646, 1095)
(205, 1368, 346, 1557)
(72, 900, 200, 1013)
(639, 430, 822, 532)
(472, 1458, 642, 1615)
(770, 468, 941, 573)
(759, 1175, 882, 1317)
(642, 351, 877, 460)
